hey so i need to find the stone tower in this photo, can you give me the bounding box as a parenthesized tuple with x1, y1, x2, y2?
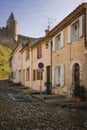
(6, 12, 18, 41)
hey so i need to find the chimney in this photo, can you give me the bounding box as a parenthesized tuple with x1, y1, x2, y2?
(45, 25, 50, 36)
(45, 29, 49, 36)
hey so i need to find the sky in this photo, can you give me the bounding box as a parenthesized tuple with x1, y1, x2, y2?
(0, 0, 87, 38)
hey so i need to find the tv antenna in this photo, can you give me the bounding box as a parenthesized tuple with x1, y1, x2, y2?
(40, 14, 57, 30)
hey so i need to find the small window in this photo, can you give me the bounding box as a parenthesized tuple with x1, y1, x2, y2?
(55, 34, 61, 50)
(37, 45, 42, 59)
(71, 21, 79, 42)
(33, 69, 43, 81)
(33, 70, 36, 81)
(74, 24, 78, 30)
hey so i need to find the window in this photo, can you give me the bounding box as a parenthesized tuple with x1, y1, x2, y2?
(26, 67, 30, 81)
(37, 70, 43, 80)
(55, 34, 61, 51)
(33, 70, 36, 81)
(67, 15, 84, 44)
(26, 49, 29, 60)
(37, 45, 42, 59)
(71, 21, 79, 42)
(55, 66, 60, 85)
(54, 31, 64, 51)
(55, 64, 64, 86)
(33, 69, 43, 81)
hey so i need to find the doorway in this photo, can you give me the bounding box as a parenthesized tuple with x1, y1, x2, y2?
(73, 63, 80, 86)
(46, 66, 51, 82)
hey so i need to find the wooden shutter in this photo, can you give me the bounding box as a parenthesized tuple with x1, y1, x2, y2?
(55, 67, 60, 84)
(60, 64, 64, 86)
(60, 31, 64, 48)
(79, 15, 83, 37)
(67, 25, 71, 43)
(52, 37, 55, 52)
(52, 67, 55, 87)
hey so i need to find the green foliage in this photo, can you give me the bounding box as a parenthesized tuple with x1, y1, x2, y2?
(0, 44, 12, 79)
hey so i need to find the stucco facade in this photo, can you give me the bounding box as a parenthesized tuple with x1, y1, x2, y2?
(31, 39, 51, 91)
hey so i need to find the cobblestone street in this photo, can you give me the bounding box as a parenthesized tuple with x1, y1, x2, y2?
(0, 80, 87, 130)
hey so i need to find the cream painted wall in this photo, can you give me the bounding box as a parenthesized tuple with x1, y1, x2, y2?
(32, 41, 51, 91)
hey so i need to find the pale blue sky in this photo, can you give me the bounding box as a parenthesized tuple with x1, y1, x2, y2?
(0, 0, 87, 38)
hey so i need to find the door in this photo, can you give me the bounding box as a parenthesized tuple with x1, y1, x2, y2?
(74, 63, 80, 86)
(72, 63, 80, 95)
(46, 66, 51, 82)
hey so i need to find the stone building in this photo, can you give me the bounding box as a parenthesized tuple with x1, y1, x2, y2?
(49, 3, 87, 97)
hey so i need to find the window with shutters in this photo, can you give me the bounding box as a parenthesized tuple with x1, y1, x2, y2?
(55, 34, 61, 51)
(67, 15, 83, 44)
(71, 21, 79, 42)
(55, 64, 64, 86)
(33, 69, 43, 80)
(54, 31, 64, 51)
(37, 70, 43, 80)
(37, 45, 42, 59)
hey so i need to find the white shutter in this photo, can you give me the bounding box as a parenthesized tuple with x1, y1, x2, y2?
(67, 25, 71, 43)
(52, 37, 55, 52)
(52, 67, 55, 87)
(60, 64, 64, 86)
(60, 31, 64, 48)
(79, 15, 83, 37)
(55, 67, 58, 84)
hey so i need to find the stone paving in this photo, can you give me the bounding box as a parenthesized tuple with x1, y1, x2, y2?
(0, 80, 87, 130)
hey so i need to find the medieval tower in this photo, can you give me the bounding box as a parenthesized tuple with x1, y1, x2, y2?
(6, 12, 18, 41)
(0, 12, 33, 50)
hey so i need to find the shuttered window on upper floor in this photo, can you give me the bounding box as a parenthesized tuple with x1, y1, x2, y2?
(37, 45, 42, 59)
(52, 31, 64, 52)
(67, 15, 84, 44)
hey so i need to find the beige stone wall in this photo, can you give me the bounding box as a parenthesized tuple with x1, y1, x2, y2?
(32, 41, 51, 91)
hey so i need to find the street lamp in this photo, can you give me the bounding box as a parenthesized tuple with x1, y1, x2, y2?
(45, 40, 53, 94)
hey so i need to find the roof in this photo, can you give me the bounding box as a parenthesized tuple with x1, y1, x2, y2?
(31, 37, 44, 45)
(8, 12, 15, 20)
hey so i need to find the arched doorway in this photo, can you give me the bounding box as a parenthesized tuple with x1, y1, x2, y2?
(73, 63, 80, 86)
(71, 63, 80, 96)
